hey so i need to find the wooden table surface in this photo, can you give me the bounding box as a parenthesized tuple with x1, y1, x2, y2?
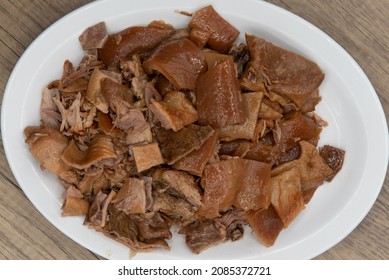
(0, 0, 388, 260)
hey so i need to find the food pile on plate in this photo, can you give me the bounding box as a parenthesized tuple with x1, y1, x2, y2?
(24, 5, 345, 254)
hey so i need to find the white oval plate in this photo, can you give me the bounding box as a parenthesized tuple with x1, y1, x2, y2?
(2, 0, 388, 259)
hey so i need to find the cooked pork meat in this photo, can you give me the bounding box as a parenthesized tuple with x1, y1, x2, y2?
(197, 57, 244, 128)
(319, 145, 345, 182)
(131, 143, 164, 172)
(246, 205, 284, 247)
(149, 91, 198, 131)
(221, 208, 246, 241)
(79, 22, 108, 50)
(189, 5, 239, 53)
(143, 38, 207, 90)
(155, 124, 214, 164)
(98, 25, 175, 67)
(172, 129, 218, 176)
(242, 34, 324, 109)
(198, 158, 271, 218)
(61, 134, 117, 170)
(25, 5, 345, 255)
(179, 218, 227, 254)
(24, 126, 71, 177)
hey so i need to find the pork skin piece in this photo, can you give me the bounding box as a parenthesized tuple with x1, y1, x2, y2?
(242, 34, 324, 109)
(100, 78, 133, 116)
(220, 208, 246, 241)
(24, 126, 71, 177)
(172, 129, 218, 176)
(219, 91, 263, 141)
(179, 218, 226, 254)
(270, 166, 305, 228)
(131, 143, 164, 172)
(143, 38, 207, 90)
(189, 5, 239, 53)
(111, 177, 147, 214)
(197, 57, 244, 128)
(155, 124, 214, 165)
(98, 25, 174, 66)
(246, 205, 284, 247)
(198, 158, 271, 218)
(79, 22, 108, 50)
(153, 192, 197, 225)
(61, 134, 117, 169)
(149, 91, 198, 132)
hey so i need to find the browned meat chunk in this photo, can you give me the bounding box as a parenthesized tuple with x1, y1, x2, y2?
(189, 5, 239, 53)
(246, 205, 284, 247)
(149, 91, 198, 132)
(172, 129, 218, 176)
(143, 38, 207, 90)
(319, 145, 345, 182)
(242, 34, 324, 109)
(79, 22, 108, 50)
(98, 25, 174, 66)
(131, 143, 164, 172)
(197, 57, 244, 128)
(198, 158, 271, 218)
(155, 124, 214, 164)
(179, 218, 226, 254)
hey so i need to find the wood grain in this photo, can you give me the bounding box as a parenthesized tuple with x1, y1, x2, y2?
(0, 0, 388, 259)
